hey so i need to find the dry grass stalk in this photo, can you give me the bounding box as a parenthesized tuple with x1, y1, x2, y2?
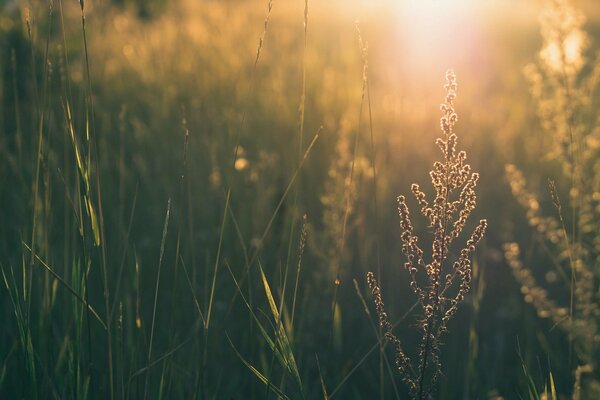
(368, 71, 487, 399)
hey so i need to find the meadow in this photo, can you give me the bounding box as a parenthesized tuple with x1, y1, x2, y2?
(1, 0, 600, 398)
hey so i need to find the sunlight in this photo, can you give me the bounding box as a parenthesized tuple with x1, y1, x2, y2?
(393, 0, 485, 73)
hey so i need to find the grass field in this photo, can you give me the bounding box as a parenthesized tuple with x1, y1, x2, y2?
(1, 0, 600, 398)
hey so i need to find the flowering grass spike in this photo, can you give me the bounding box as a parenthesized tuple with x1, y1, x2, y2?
(368, 70, 487, 399)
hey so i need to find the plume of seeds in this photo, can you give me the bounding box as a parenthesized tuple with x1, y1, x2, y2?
(368, 71, 487, 399)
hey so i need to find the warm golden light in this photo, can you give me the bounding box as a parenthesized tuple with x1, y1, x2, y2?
(393, 0, 483, 72)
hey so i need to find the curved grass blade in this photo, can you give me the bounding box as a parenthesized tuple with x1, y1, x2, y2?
(21, 242, 106, 329)
(227, 334, 291, 400)
(225, 261, 286, 369)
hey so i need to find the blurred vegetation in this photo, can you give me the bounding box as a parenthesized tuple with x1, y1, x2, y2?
(1, 0, 599, 398)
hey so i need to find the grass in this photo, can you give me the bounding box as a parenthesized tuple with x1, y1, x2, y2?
(1, 0, 600, 398)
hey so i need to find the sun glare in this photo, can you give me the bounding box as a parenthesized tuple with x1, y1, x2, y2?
(393, 0, 484, 73)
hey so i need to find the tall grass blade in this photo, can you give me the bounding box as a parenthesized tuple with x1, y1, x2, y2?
(259, 264, 302, 391)
(145, 199, 171, 399)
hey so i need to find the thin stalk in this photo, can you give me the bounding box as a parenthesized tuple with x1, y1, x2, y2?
(22, 242, 106, 329)
(11, 49, 23, 163)
(358, 26, 385, 399)
(225, 130, 320, 310)
(417, 135, 452, 400)
(289, 0, 309, 330)
(205, 190, 230, 330)
(328, 25, 367, 365)
(110, 184, 139, 318)
(144, 199, 171, 399)
(28, 0, 53, 327)
(78, 1, 115, 397)
(329, 301, 420, 398)
(353, 279, 401, 399)
(290, 214, 307, 328)
(204, 0, 275, 355)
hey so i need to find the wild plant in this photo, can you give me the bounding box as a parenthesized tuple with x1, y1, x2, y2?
(317, 31, 372, 283)
(504, 0, 600, 396)
(319, 128, 359, 282)
(368, 70, 487, 399)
